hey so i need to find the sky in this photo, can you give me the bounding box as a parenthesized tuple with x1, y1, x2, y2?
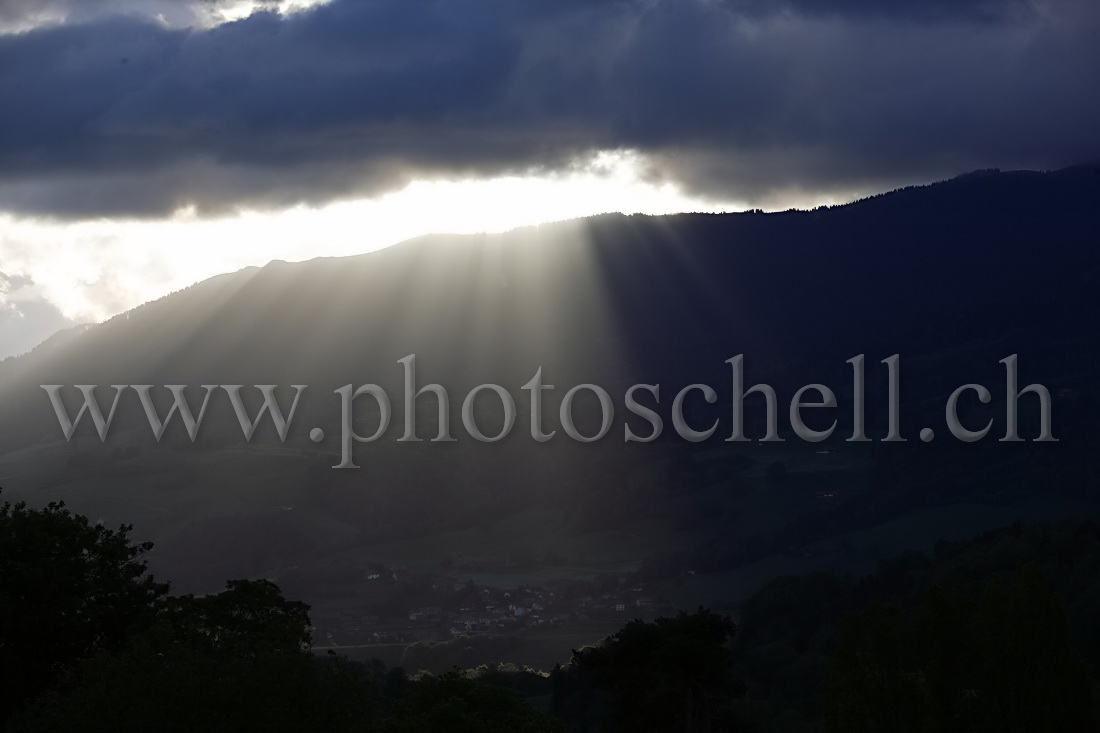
(0, 0, 1098, 359)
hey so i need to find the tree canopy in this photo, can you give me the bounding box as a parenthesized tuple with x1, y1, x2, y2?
(566, 608, 745, 733)
(824, 564, 1096, 733)
(0, 494, 168, 722)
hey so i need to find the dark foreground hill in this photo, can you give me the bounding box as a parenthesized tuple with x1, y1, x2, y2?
(0, 164, 1098, 644)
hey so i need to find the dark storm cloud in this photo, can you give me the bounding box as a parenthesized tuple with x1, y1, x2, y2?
(0, 0, 1097, 217)
(723, 0, 1038, 23)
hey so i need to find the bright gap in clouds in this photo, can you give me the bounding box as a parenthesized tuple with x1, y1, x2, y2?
(0, 151, 760, 359)
(203, 0, 333, 25)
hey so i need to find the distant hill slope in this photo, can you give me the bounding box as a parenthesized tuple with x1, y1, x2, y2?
(0, 164, 1098, 600)
(3, 163, 1099, 413)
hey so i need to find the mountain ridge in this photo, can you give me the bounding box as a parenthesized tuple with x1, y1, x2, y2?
(0, 163, 1097, 611)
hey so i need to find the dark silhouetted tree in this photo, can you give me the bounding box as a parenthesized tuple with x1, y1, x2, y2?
(164, 578, 312, 656)
(571, 608, 744, 733)
(824, 564, 1096, 733)
(0, 493, 168, 724)
(11, 579, 373, 733)
(381, 670, 563, 733)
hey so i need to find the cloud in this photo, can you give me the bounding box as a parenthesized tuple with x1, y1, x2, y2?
(722, 0, 1042, 23)
(0, 272, 78, 359)
(0, 0, 1096, 217)
(0, 272, 32, 292)
(0, 0, 200, 33)
(0, 0, 321, 32)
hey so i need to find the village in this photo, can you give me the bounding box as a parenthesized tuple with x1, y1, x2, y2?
(306, 561, 681, 647)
